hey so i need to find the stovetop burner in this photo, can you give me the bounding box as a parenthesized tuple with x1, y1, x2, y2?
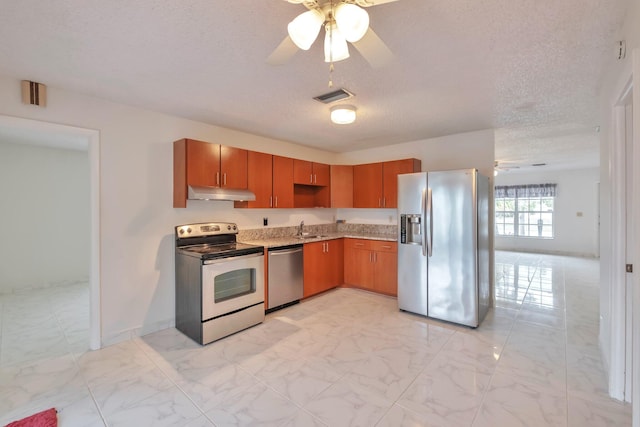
(175, 222, 263, 260)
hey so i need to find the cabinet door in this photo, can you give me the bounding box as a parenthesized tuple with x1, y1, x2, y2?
(345, 248, 373, 287)
(344, 239, 369, 286)
(293, 159, 314, 185)
(373, 250, 398, 296)
(313, 162, 330, 186)
(382, 159, 421, 208)
(353, 163, 383, 208)
(246, 151, 272, 208)
(303, 241, 326, 298)
(273, 155, 294, 208)
(327, 239, 344, 288)
(186, 139, 220, 187)
(330, 165, 353, 208)
(220, 146, 248, 188)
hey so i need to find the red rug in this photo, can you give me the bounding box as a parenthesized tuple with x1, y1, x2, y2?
(4, 408, 57, 427)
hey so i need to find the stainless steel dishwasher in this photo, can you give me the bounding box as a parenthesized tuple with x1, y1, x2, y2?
(267, 244, 303, 311)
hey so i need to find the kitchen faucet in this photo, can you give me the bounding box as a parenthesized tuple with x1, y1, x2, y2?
(298, 221, 304, 236)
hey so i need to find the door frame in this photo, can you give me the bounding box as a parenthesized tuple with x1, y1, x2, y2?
(0, 114, 101, 350)
(632, 48, 640, 427)
(608, 76, 632, 402)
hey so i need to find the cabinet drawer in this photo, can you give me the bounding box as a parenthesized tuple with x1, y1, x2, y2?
(371, 241, 397, 253)
(344, 238, 372, 251)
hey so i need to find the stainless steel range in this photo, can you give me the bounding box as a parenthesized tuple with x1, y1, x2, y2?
(175, 222, 265, 345)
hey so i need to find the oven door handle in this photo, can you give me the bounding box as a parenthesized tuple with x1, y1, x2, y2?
(203, 252, 263, 265)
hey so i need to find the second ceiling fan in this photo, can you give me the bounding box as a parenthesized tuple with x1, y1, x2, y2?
(268, 0, 399, 68)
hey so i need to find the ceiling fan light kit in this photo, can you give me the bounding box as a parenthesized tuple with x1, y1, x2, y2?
(330, 105, 357, 124)
(288, 9, 325, 50)
(334, 3, 369, 42)
(324, 23, 350, 62)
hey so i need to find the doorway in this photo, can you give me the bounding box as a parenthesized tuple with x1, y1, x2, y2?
(0, 115, 100, 350)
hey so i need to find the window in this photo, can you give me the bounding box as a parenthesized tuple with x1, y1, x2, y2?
(494, 184, 556, 238)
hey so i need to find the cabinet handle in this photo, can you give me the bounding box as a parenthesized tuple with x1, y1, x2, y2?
(383, 197, 386, 207)
(223, 173, 227, 186)
(269, 196, 273, 208)
(355, 243, 364, 247)
(381, 245, 391, 249)
(216, 172, 220, 186)
(275, 196, 278, 208)
(310, 173, 313, 184)
(314, 174, 317, 184)
(378, 198, 382, 207)
(369, 252, 372, 262)
(374, 252, 377, 263)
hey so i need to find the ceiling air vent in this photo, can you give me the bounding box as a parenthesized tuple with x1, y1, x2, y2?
(313, 88, 354, 104)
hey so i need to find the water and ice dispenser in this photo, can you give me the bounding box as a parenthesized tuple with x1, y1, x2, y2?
(400, 214, 423, 245)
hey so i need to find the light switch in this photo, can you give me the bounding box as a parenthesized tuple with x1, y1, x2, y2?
(576, 212, 583, 217)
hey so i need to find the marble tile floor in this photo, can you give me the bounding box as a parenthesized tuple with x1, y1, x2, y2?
(0, 252, 632, 426)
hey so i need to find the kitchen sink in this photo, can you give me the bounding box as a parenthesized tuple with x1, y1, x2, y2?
(296, 234, 329, 240)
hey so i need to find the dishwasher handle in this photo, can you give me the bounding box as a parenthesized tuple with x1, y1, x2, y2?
(269, 248, 303, 256)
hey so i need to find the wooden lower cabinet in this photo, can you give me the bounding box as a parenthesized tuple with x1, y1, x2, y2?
(303, 239, 344, 298)
(344, 239, 398, 296)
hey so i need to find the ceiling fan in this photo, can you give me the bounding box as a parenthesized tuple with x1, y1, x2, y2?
(267, 0, 399, 68)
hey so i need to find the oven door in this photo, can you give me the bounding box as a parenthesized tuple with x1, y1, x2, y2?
(202, 252, 264, 320)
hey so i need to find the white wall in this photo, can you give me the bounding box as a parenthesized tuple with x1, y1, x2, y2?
(0, 73, 495, 345)
(494, 168, 599, 257)
(0, 141, 90, 292)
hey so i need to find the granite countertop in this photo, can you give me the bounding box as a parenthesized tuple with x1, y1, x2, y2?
(240, 232, 397, 248)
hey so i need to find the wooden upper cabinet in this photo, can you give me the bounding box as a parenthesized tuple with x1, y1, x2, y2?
(313, 162, 330, 186)
(185, 139, 220, 187)
(352, 159, 421, 208)
(174, 138, 220, 208)
(293, 160, 330, 186)
(293, 160, 313, 185)
(174, 138, 249, 208)
(382, 159, 421, 208)
(244, 151, 272, 208)
(220, 146, 248, 189)
(330, 165, 353, 208)
(353, 162, 383, 208)
(273, 155, 295, 208)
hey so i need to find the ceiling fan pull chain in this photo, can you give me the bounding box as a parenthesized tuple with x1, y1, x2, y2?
(328, 1, 335, 87)
(329, 62, 334, 87)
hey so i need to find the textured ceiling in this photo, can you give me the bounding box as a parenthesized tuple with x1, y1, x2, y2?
(0, 0, 628, 170)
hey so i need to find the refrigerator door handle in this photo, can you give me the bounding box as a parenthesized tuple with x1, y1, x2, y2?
(426, 187, 433, 257)
(421, 188, 427, 257)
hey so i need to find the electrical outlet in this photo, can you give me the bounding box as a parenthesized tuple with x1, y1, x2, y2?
(263, 217, 268, 226)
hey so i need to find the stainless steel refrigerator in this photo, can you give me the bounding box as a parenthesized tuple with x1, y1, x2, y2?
(397, 169, 490, 327)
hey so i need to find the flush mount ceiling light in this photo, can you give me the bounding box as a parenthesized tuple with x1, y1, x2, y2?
(330, 105, 357, 124)
(267, 0, 398, 69)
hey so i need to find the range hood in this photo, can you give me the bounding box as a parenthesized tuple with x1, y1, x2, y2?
(188, 185, 256, 202)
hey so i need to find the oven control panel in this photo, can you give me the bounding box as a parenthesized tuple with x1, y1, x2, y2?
(176, 222, 238, 237)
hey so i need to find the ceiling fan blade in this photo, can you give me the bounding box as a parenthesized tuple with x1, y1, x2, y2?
(285, 0, 320, 8)
(352, 27, 393, 68)
(267, 36, 299, 65)
(355, 0, 400, 7)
